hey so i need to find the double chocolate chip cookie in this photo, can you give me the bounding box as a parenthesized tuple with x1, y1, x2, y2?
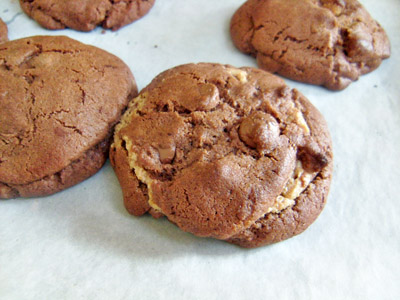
(0, 36, 137, 198)
(20, 0, 156, 31)
(110, 63, 333, 248)
(0, 19, 8, 43)
(231, 0, 391, 90)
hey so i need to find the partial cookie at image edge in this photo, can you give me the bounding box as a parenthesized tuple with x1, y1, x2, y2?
(0, 18, 8, 43)
(230, 0, 391, 90)
(19, 0, 156, 31)
(0, 35, 137, 198)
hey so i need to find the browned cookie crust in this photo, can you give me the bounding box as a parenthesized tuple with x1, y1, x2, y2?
(110, 63, 333, 247)
(0, 140, 109, 198)
(0, 36, 137, 198)
(19, 0, 156, 31)
(0, 18, 8, 44)
(231, 0, 390, 90)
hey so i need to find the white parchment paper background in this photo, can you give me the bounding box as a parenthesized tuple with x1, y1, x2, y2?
(1, 0, 399, 299)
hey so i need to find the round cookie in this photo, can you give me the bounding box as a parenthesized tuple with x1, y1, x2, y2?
(0, 18, 8, 44)
(110, 63, 333, 247)
(19, 0, 156, 32)
(0, 36, 137, 198)
(230, 0, 391, 90)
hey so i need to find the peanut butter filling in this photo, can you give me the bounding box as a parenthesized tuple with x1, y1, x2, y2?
(267, 160, 316, 213)
(227, 67, 248, 83)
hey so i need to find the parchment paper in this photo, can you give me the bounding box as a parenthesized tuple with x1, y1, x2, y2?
(1, 0, 399, 299)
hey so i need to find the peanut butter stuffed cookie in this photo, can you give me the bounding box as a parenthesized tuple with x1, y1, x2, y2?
(19, 0, 155, 31)
(231, 0, 390, 90)
(0, 36, 137, 198)
(110, 63, 333, 248)
(0, 18, 8, 43)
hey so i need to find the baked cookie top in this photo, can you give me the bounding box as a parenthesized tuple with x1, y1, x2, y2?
(0, 36, 137, 187)
(111, 63, 332, 244)
(19, 0, 156, 31)
(0, 18, 8, 44)
(231, 0, 391, 90)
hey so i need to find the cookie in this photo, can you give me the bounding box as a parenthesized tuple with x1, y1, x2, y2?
(0, 18, 8, 44)
(110, 63, 333, 248)
(19, 0, 155, 31)
(0, 36, 137, 198)
(230, 0, 391, 90)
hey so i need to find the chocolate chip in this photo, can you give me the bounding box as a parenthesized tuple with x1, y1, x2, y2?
(239, 111, 280, 151)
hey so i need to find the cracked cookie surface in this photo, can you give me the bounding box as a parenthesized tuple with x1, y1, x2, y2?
(0, 19, 8, 44)
(110, 63, 332, 247)
(231, 0, 391, 90)
(0, 35, 137, 198)
(19, 0, 155, 31)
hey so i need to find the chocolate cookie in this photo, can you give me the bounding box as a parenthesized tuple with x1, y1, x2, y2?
(0, 18, 8, 44)
(0, 36, 137, 198)
(231, 0, 391, 90)
(19, 0, 155, 31)
(110, 63, 333, 248)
